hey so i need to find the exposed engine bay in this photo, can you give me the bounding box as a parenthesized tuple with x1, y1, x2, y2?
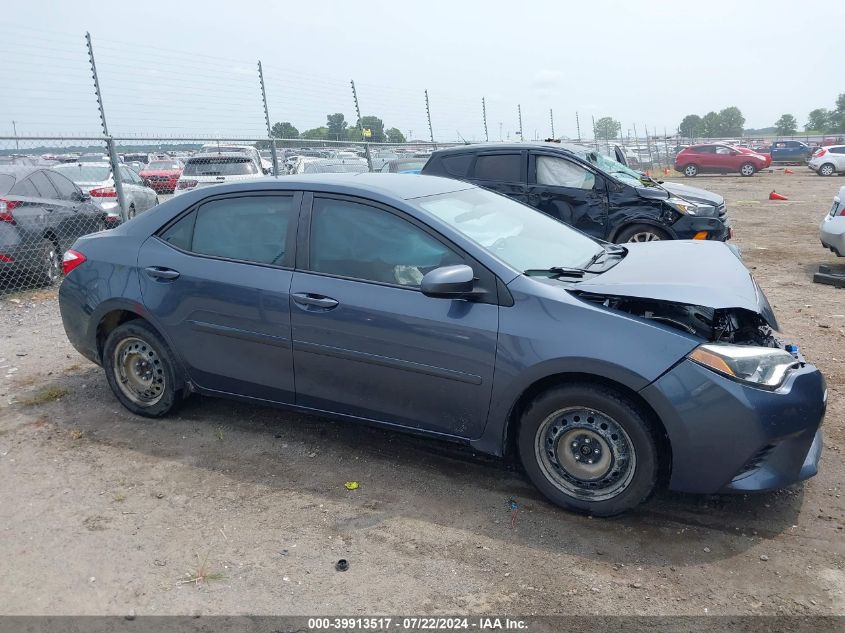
(576, 293, 779, 347)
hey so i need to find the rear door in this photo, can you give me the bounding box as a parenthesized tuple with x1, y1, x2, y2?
(289, 193, 499, 438)
(694, 145, 718, 171)
(527, 152, 609, 238)
(469, 151, 529, 204)
(44, 170, 102, 239)
(137, 192, 299, 402)
(27, 170, 79, 251)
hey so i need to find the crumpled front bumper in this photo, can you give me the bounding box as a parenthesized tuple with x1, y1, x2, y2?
(640, 358, 826, 494)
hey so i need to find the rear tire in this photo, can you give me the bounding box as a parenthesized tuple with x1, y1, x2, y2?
(102, 320, 184, 417)
(615, 224, 670, 243)
(128, 204, 136, 219)
(682, 163, 698, 177)
(37, 238, 60, 286)
(517, 383, 659, 516)
(819, 163, 835, 176)
(739, 162, 756, 177)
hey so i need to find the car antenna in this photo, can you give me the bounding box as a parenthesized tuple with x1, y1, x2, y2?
(456, 130, 469, 145)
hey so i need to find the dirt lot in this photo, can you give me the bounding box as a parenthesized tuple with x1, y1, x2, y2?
(1, 168, 844, 616)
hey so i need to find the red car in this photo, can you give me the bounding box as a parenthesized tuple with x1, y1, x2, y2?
(674, 143, 770, 177)
(138, 159, 183, 194)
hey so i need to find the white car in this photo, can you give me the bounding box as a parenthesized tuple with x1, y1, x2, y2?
(809, 145, 845, 176)
(820, 185, 845, 257)
(174, 153, 263, 195)
(51, 161, 158, 221)
(291, 157, 369, 175)
(199, 144, 265, 174)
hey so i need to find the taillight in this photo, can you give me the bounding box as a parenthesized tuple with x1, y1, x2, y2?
(176, 179, 198, 190)
(817, 149, 827, 157)
(62, 249, 86, 275)
(89, 187, 117, 198)
(0, 198, 20, 223)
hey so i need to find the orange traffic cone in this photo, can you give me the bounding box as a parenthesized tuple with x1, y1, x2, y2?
(784, 168, 794, 174)
(663, 167, 670, 175)
(769, 190, 788, 201)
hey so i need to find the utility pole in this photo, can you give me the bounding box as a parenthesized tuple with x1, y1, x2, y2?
(257, 61, 278, 176)
(499, 122, 503, 141)
(517, 104, 523, 140)
(482, 97, 489, 142)
(425, 89, 435, 146)
(575, 112, 581, 141)
(591, 115, 597, 150)
(350, 80, 373, 172)
(86, 32, 126, 221)
(549, 109, 555, 139)
(11, 121, 19, 150)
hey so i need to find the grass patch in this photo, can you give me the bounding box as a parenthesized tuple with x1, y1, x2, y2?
(177, 551, 225, 586)
(69, 429, 84, 440)
(17, 387, 69, 406)
(215, 426, 224, 441)
(114, 493, 126, 503)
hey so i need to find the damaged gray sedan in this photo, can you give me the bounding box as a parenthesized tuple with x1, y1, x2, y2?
(58, 175, 826, 516)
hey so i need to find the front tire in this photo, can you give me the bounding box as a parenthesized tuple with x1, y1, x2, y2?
(739, 162, 756, 177)
(518, 383, 659, 516)
(819, 163, 836, 177)
(682, 163, 698, 177)
(102, 320, 184, 417)
(615, 224, 670, 243)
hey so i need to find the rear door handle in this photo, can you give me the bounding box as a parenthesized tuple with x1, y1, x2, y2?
(144, 266, 180, 280)
(292, 293, 338, 309)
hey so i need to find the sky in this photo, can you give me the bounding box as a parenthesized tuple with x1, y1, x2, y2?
(1, 0, 842, 143)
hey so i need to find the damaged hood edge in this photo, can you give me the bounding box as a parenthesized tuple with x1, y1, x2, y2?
(575, 241, 779, 330)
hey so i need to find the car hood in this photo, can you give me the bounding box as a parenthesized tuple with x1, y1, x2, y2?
(576, 241, 778, 329)
(634, 181, 724, 207)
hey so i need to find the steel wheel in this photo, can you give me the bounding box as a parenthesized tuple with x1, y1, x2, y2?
(820, 163, 835, 176)
(535, 407, 637, 502)
(112, 337, 166, 406)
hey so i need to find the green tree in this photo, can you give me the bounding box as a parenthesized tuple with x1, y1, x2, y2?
(831, 94, 845, 133)
(326, 113, 348, 141)
(593, 116, 621, 140)
(300, 127, 329, 140)
(805, 108, 831, 132)
(678, 114, 703, 139)
(359, 115, 386, 142)
(701, 111, 721, 137)
(385, 127, 406, 143)
(270, 121, 299, 139)
(718, 106, 745, 137)
(774, 114, 797, 136)
(346, 127, 362, 142)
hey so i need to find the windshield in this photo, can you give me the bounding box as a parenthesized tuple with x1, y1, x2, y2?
(566, 146, 648, 187)
(51, 164, 111, 182)
(414, 187, 603, 272)
(147, 161, 180, 170)
(184, 157, 258, 176)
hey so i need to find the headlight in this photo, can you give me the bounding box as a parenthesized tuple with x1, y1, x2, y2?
(666, 197, 698, 215)
(688, 343, 799, 389)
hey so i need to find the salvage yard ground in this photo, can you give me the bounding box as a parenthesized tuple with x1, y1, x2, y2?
(1, 169, 844, 615)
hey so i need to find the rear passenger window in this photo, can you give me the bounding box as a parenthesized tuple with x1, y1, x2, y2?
(160, 196, 293, 266)
(28, 171, 59, 198)
(441, 154, 474, 177)
(474, 154, 521, 182)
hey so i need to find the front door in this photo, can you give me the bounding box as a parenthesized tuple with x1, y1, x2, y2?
(137, 192, 299, 402)
(290, 194, 499, 439)
(526, 152, 609, 239)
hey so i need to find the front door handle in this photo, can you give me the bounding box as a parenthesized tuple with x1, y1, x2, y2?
(292, 293, 338, 309)
(144, 266, 180, 281)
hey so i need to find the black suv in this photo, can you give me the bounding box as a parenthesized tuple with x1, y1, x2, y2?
(421, 143, 730, 243)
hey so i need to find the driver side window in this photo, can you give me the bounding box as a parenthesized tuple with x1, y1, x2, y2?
(536, 156, 596, 190)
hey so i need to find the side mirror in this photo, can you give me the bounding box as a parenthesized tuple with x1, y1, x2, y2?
(421, 265, 480, 299)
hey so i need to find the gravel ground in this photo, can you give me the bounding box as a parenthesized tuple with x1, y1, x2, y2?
(0, 168, 843, 616)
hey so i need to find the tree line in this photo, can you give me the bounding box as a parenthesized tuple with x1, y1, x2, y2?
(270, 113, 406, 144)
(678, 93, 845, 138)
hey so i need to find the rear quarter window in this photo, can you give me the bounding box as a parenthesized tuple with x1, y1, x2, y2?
(0, 174, 14, 195)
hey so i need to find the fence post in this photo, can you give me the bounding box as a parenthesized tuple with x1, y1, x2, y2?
(549, 109, 555, 139)
(86, 32, 127, 221)
(644, 124, 654, 170)
(257, 61, 279, 176)
(575, 112, 581, 141)
(517, 104, 523, 141)
(592, 115, 597, 150)
(482, 97, 489, 142)
(424, 89, 435, 147)
(350, 80, 373, 172)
